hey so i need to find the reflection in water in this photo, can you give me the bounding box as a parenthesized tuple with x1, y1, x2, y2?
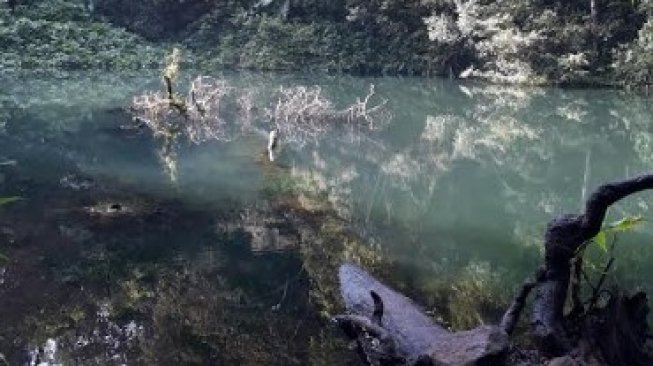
(285, 78, 653, 286)
(1, 72, 653, 364)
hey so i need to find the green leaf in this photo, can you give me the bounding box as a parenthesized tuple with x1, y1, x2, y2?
(0, 252, 8, 264)
(594, 231, 608, 253)
(0, 196, 21, 206)
(607, 215, 645, 233)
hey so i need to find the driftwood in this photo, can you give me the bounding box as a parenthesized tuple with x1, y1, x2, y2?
(334, 263, 509, 365)
(335, 173, 653, 366)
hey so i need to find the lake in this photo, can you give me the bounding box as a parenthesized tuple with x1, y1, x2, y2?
(1, 71, 652, 365)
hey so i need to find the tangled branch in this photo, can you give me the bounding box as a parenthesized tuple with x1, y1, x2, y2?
(131, 76, 250, 144)
(268, 86, 334, 147)
(341, 84, 391, 129)
(130, 50, 391, 171)
(267, 84, 391, 147)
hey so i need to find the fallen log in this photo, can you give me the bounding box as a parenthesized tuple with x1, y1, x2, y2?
(334, 263, 509, 365)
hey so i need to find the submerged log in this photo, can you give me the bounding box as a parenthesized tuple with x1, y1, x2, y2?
(334, 263, 509, 365)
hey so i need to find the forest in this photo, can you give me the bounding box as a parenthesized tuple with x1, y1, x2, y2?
(1, 0, 652, 89)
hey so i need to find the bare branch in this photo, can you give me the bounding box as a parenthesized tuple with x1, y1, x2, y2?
(131, 76, 251, 144)
(581, 175, 653, 237)
(501, 268, 543, 335)
(267, 84, 391, 148)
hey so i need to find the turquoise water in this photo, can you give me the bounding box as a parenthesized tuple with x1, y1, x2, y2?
(1, 72, 653, 364)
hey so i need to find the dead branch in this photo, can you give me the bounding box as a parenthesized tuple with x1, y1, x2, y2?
(268, 86, 334, 147)
(267, 84, 391, 148)
(132, 75, 392, 169)
(131, 76, 252, 144)
(340, 84, 391, 128)
(500, 267, 544, 335)
(335, 263, 509, 366)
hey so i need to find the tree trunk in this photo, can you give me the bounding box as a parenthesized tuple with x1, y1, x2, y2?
(531, 173, 653, 354)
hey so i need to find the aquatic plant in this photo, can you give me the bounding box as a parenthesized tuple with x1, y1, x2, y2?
(0, 196, 21, 206)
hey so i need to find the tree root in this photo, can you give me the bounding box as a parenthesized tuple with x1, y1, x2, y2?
(532, 173, 653, 355)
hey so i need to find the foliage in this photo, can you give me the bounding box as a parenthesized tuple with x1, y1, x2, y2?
(0, 1, 165, 72)
(238, 16, 332, 71)
(187, 15, 386, 73)
(572, 214, 649, 315)
(3, 0, 652, 86)
(94, 0, 217, 40)
(613, 9, 653, 89)
(593, 215, 645, 252)
(11, 0, 89, 21)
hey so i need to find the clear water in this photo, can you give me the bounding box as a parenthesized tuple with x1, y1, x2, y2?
(1, 71, 653, 364)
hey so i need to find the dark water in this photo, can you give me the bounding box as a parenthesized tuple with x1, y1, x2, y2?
(1, 72, 653, 364)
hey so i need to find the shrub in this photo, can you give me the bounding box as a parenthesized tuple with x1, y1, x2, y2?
(0, 17, 164, 71)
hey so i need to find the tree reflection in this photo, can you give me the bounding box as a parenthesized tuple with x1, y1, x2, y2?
(285, 80, 653, 290)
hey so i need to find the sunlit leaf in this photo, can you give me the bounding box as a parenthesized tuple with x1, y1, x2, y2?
(0, 196, 21, 206)
(594, 231, 608, 253)
(607, 215, 645, 233)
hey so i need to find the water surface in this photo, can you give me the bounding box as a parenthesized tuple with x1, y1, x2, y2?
(1, 71, 652, 364)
